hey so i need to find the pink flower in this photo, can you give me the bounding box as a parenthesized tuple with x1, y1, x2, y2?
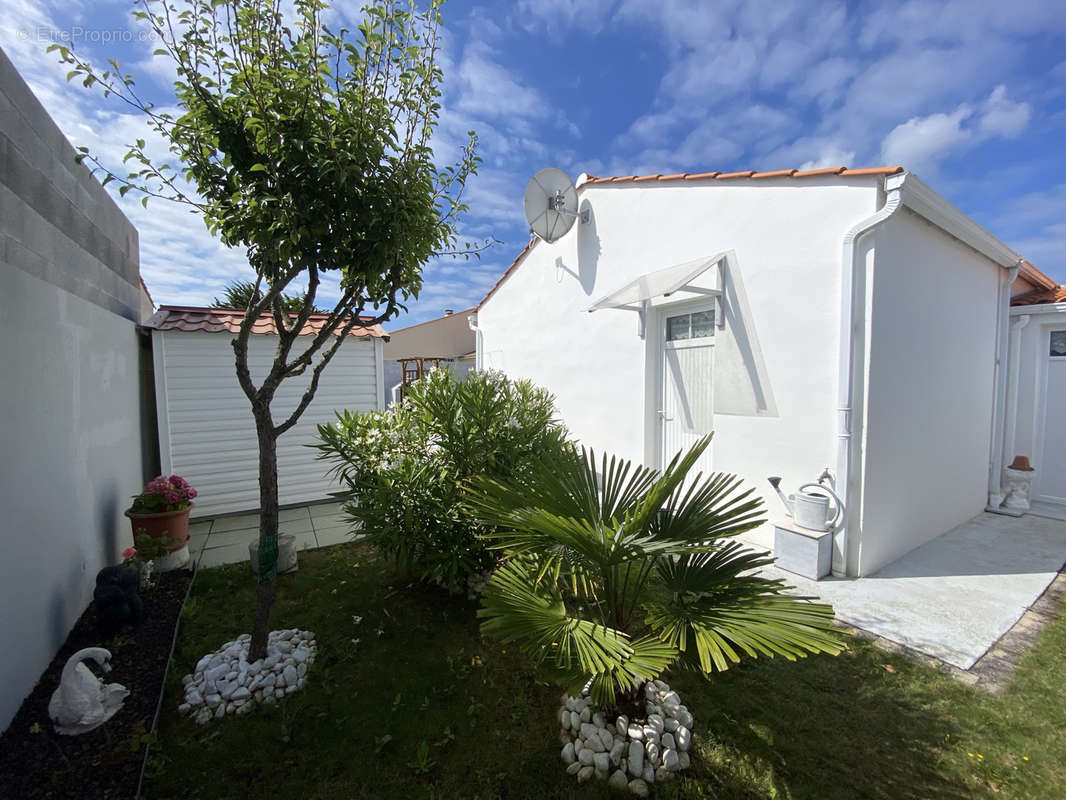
(165, 491, 180, 503)
(122, 547, 136, 559)
(170, 475, 187, 488)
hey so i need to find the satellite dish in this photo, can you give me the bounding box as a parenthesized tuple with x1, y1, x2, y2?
(524, 167, 589, 243)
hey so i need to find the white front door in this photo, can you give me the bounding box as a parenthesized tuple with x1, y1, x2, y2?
(1036, 329, 1066, 503)
(658, 303, 716, 474)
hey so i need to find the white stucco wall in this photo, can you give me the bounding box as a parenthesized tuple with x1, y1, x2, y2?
(1007, 304, 1066, 505)
(0, 269, 145, 731)
(476, 177, 882, 530)
(857, 208, 1003, 574)
(154, 331, 383, 518)
(1, 47, 145, 732)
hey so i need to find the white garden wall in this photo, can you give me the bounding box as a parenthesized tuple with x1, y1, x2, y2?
(153, 330, 383, 518)
(1, 48, 145, 732)
(476, 177, 882, 535)
(857, 208, 1002, 574)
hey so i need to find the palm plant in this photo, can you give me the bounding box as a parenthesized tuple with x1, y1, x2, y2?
(467, 436, 843, 711)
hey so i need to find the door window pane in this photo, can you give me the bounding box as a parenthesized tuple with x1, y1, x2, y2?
(690, 309, 716, 338)
(1051, 330, 1066, 357)
(666, 314, 690, 341)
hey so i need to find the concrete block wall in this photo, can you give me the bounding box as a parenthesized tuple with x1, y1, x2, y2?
(0, 46, 146, 731)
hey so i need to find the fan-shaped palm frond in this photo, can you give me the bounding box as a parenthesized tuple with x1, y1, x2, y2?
(470, 436, 844, 710)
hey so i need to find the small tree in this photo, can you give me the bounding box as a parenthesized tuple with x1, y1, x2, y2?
(54, 0, 483, 659)
(212, 279, 321, 314)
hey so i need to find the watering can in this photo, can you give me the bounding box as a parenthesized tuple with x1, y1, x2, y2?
(786, 483, 844, 532)
(767, 476, 845, 532)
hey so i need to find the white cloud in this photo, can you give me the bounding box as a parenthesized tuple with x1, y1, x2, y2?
(979, 85, 1030, 138)
(881, 105, 972, 175)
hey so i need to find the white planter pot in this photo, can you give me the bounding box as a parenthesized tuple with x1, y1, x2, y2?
(248, 534, 298, 574)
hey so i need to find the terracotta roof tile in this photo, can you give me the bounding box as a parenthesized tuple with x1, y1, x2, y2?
(752, 169, 797, 179)
(658, 173, 688, 181)
(716, 170, 758, 179)
(1018, 259, 1058, 291)
(794, 166, 847, 177)
(633, 174, 662, 182)
(684, 171, 720, 180)
(144, 305, 388, 339)
(840, 166, 904, 176)
(1011, 286, 1066, 306)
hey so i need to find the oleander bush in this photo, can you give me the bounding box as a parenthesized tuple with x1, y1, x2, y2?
(316, 368, 569, 593)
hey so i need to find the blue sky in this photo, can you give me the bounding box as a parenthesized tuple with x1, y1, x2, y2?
(3, 0, 1065, 327)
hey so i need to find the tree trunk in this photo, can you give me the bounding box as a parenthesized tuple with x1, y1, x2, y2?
(248, 405, 280, 661)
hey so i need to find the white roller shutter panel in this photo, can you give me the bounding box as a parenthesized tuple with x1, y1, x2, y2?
(153, 330, 381, 518)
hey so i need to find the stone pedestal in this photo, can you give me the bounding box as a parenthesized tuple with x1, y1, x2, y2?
(1002, 466, 1035, 515)
(773, 518, 832, 581)
(248, 534, 298, 574)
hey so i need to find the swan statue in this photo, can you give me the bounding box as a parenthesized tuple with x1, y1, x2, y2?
(48, 647, 129, 735)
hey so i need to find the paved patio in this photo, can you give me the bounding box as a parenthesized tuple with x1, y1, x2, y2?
(188, 501, 355, 569)
(741, 511, 1066, 670)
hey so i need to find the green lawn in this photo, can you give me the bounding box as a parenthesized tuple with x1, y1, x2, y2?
(144, 543, 1065, 799)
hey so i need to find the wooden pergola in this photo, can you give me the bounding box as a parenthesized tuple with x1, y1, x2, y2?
(396, 357, 445, 400)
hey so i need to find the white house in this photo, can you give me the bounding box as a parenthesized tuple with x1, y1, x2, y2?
(471, 166, 1061, 578)
(144, 306, 388, 518)
(1005, 285, 1066, 513)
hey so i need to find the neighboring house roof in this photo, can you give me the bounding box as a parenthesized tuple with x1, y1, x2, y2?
(139, 277, 155, 308)
(475, 166, 1053, 311)
(1016, 260, 1059, 293)
(143, 305, 389, 339)
(1011, 285, 1066, 306)
(382, 307, 476, 361)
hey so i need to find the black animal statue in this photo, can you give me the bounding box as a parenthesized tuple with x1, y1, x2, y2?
(94, 566, 143, 637)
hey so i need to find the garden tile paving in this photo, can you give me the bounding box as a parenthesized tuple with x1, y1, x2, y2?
(740, 511, 1066, 669)
(188, 501, 359, 569)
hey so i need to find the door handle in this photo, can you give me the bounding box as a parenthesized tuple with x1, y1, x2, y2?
(658, 409, 674, 421)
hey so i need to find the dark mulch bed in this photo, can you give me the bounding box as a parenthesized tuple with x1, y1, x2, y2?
(0, 568, 194, 800)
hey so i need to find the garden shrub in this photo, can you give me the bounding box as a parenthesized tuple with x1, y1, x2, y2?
(316, 368, 569, 593)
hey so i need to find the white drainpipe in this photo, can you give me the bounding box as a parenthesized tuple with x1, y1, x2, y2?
(468, 314, 483, 370)
(986, 264, 1023, 510)
(834, 180, 904, 576)
(1002, 313, 1032, 470)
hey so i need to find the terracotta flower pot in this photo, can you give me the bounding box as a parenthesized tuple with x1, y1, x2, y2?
(124, 505, 193, 552)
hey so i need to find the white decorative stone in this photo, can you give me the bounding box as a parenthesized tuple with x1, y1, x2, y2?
(570, 711, 580, 731)
(676, 725, 691, 751)
(616, 714, 628, 732)
(566, 762, 583, 776)
(663, 749, 680, 771)
(577, 765, 595, 784)
(678, 751, 690, 770)
(609, 740, 625, 766)
(628, 778, 650, 797)
(647, 714, 664, 735)
(598, 729, 614, 750)
(579, 747, 596, 767)
(628, 741, 644, 776)
(592, 711, 607, 728)
(662, 732, 676, 751)
(664, 717, 679, 732)
(48, 648, 129, 736)
(674, 708, 694, 728)
(627, 723, 644, 740)
(178, 630, 316, 723)
(585, 733, 605, 753)
(561, 742, 576, 764)
(593, 752, 610, 773)
(608, 769, 629, 792)
(642, 763, 654, 784)
(560, 707, 571, 730)
(645, 741, 659, 764)
(579, 707, 591, 723)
